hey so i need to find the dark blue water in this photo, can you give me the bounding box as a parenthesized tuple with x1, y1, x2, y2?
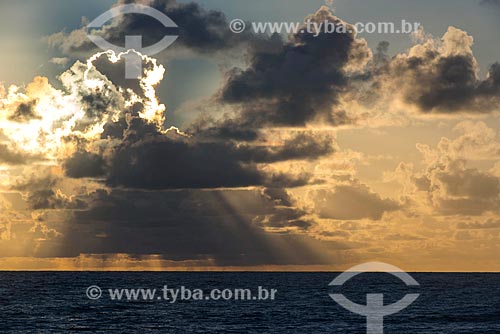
(0, 272, 498, 333)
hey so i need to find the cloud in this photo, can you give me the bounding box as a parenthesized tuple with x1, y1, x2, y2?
(313, 182, 400, 220)
(52, 188, 331, 266)
(384, 233, 424, 241)
(63, 151, 106, 178)
(0, 44, 344, 266)
(47, 1, 374, 132)
(46, 0, 260, 57)
(27, 189, 87, 210)
(367, 27, 500, 113)
(438, 167, 500, 200)
(10, 174, 87, 210)
(2, 48, 334, 192)
(214, 6, 370, 129)
(423, 156, 500, 216)
(102, 129, 331, 189)
(43, 0, 500, 123)
(458, 219, 500, 229)
(392, 122, 500, 216)
(51, 53, 335, 190)
(105, 133, 265, 189)
(5, 1, 500, 269)
(8, 101, 40, 122)
(49, 57, 70, 66)
(0, 143, 42, 165)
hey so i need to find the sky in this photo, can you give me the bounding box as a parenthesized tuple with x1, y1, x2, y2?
(0, 0, 500, 271)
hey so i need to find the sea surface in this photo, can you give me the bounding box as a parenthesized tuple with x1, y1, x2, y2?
(0, 272, 499, 333)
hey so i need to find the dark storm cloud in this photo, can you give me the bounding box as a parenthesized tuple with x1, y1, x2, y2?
(38, 3, 375, 266)
(106, 135, 265, 189)
(58, 64, 333, 192)
(152, 0, 257, 53)
(231, 132, 334, 163)
(372, 27, 500, 113)
(47, 2, 370, 130)
(47, 0, 259, 56)
(215, 7, 369, 128)
(190, 119, 260, 142)
(103, 129, 328, 189)
(56, 53, 337, 191)
(49, 189, 331, 266)
(411, 57, 500, 112)
(63, 151, 106, 178)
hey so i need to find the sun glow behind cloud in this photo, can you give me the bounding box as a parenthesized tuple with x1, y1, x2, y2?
(0, 50, 168, 167)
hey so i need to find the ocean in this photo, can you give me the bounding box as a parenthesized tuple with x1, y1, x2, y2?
(0, 272, 498, 333)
